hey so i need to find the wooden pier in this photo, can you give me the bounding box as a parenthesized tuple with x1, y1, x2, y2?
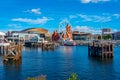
(88, 40, 114, 58)
(0, 42, 22, 61)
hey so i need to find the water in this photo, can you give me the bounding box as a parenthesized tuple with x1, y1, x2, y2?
(0, 46, 120, 80)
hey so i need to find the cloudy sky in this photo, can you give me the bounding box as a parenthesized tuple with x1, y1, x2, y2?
(0, 0, 120, 33)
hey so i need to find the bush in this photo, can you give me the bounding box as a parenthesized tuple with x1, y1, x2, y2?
(26, 75, 46, 80)
(67, 73, 79, 80)
(26, 77, 35, 80)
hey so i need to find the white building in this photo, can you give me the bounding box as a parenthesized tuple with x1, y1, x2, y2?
(7, 31, 44, 43)
(0, 31, 5, 43)
(0, 31, 10, 46)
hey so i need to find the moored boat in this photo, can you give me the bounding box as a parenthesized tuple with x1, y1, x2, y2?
(63, 40, 76, 46)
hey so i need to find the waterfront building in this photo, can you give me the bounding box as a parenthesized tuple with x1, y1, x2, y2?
(52, 30, 60, 42)
(61, 24, 73, 40)
(113, 31, 120, 40)
(102, 28, 111, 35)
(102, 28, 113, 40)
(0, 32, 10, 54)
(6, 28, 49, 43)
(0, 31, 5, 43)
(60, 24, 76, 46)
(72, 31, 92, 41)
(102, 28, 112, 36)
(22, 28, 48, 39)
(6, 31, 44, 43)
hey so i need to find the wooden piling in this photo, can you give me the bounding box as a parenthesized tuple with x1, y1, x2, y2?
(88, 40, 114, 58)
(41, 42, 58, 51)
(0, 46, 1, 54)
(3, 42, 22, 62)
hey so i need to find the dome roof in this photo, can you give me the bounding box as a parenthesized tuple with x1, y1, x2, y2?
(22, 28, 48, 34)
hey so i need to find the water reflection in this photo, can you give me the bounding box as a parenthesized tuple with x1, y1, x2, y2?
(0, 46, 120, 80)
(60, 46, 73, 54)
(88, 57, 113, 64)
(3, 60, 22, 80)
(88, 57, 115, 80)
(23, 46, 42, 52)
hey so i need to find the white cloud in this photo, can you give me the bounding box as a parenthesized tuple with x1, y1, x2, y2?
(69, 13, 116, 22)
(73, 26, 119, 34)
(113, 29, 118, 32)
(81, 0, 110, 3)
(25, 8, 41, 14)
(78, 14, 92, 21)
(8, 24, 23, 29)
(7, 24, 23, 31)
(113, 14, 120, 19)
(81, 0, 91, 3)
(93, 16, 111, 22)
(73, 26, 93, 32)
(12, 17, 53, 24)
(69, 15, 78, 19)
(73, 26, 102, 34)
(78, 14, 112, 22)
(59, 18, 71, 32)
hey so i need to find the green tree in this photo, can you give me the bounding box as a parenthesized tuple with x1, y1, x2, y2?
(26, 78, 35, 80)
(67, 73, 79, 80)
(103, 34, 112, 40)
(98, 35, 101, 40)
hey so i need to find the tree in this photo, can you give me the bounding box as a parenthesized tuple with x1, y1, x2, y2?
(67, 73, 79, 80)
(26, 78, 35, 80)
(97, 35, 101, 40)
(103, 34, 112, 40)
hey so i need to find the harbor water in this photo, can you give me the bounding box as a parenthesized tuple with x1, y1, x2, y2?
(0, 46, 120, 80)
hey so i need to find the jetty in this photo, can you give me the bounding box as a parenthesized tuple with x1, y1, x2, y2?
(88, 40, 114, 58)
(0, 42, 22, 61)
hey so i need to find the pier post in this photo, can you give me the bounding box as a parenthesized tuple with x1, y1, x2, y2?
(3, 46, 5, 54)
(0, 46, 1, 54)
(88, 40, 114, 58)
(3, 42, 22, 62)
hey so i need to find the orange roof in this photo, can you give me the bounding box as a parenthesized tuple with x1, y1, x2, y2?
(22, 28, 48, 34)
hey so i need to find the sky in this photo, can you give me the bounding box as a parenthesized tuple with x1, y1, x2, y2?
(0, 0, 120, 33)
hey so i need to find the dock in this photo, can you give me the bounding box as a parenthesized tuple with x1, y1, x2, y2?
(88, 40, 114, 58)
(0, 42, 22, 61)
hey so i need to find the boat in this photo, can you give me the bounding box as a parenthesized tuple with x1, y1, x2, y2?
(62, 39, 76, 46)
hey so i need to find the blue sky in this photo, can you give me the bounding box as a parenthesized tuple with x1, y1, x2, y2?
(0, 0, 120, 33)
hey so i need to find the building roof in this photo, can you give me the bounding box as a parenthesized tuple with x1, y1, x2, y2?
(22, 28, 48, 34)
(103, 32, 113, 34)
(72, 31, 91, 35)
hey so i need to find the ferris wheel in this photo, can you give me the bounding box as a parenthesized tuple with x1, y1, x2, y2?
(58, 19, 71, 40)
(58, 19, 71, 34)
